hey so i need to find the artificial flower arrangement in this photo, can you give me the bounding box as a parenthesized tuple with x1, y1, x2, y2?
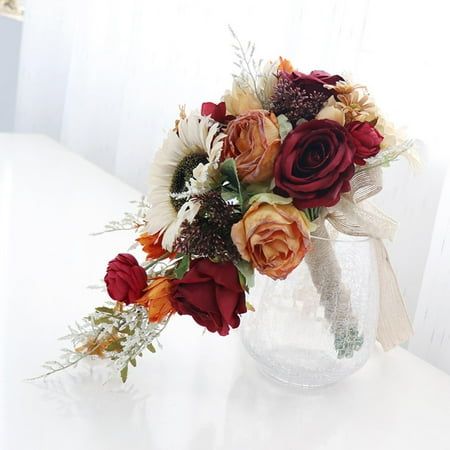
(36, 32, 415, 382)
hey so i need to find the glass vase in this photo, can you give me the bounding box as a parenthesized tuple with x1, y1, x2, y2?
(240, 231, 379, 388)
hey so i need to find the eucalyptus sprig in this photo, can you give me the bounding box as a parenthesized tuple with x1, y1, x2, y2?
(29, 302, 170, 383)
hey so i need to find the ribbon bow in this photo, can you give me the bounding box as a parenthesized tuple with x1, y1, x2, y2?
(317, 167, 413, 351)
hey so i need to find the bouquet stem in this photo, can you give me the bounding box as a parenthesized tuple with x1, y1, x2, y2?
(304, 222, 364, 358)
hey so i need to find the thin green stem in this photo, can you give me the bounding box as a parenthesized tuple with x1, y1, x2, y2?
(25, 329, 105, 382)
(143, 253, 173, 270)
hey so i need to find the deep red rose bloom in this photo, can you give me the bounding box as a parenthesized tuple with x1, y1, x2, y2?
(274, 119, 355, 208)
(104, 253, 147, 304)
(201, 101, 234, 124)
(346, 121, 383, 165)
(171, 258, 247, 336)
(285, 70, 343, 92)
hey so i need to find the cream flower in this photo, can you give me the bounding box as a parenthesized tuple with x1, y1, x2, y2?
(324, 78, 378, 124)
(257, 60, 279, 104)
(147, 114, 224, 251)
(316, 98, 345, 125)
(335, 90, 377, 123)
(374, 114, 400, 149)
(324, 80, 365, 95)
(223, 80, 262, 115)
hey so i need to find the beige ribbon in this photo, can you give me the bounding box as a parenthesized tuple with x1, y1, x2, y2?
(320, 167, 413, 351)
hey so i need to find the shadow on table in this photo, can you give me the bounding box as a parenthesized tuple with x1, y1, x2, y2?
(27, 362, 153, 449)
(222, 354, 370, 449)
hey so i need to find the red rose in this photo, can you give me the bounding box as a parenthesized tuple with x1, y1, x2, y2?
(274, 119, 355, 208)
(172, 258, 247, 336)
(286, 70, 343, 93)
(104, 253, 147, 304)
(201, 101, 234, 124)
(346, 121, 383, 165)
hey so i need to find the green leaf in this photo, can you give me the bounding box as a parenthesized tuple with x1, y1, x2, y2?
(119, 325, 133, 335)
(246, 180, 272, 196)
(246, 301, 256, 312)
(174, 255, 190, 279)
(303, 207, 321, 222)
(235, 259, 255, 290)
(238, 271, 247, 292)
(221, 190, 238, 202)
(130, 358, 137, 367)
(147, 343, 156, 353)
(248, 192, 292, 206)
(277, 114, 293, 141)
(220, 158, 245, 208)
(93, 317, 112, 325)
(120, 365, 128, 383)
(95, 306, 114, 314)
(105, 340, 123, 352)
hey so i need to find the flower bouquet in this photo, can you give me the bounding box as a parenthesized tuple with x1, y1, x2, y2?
(36, 32, 414, 383)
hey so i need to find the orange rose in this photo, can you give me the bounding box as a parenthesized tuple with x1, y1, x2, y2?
(138, 277, 175, 323)
(223, 110, 281, 184)
(231, 201, 311, 280)
(137, 232, 174, 260)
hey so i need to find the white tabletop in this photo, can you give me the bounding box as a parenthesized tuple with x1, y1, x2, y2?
(1, 133, 450, 450)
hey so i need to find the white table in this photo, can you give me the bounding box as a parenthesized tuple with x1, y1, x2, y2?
(1, 133, 450, 450)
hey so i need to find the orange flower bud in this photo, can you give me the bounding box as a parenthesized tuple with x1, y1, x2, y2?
(278, 57, 294, 73)
(137, 232, 170, 260)
(138, 277, 175, 323)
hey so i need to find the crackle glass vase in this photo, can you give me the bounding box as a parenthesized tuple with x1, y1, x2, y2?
(240, 232, 379, 388)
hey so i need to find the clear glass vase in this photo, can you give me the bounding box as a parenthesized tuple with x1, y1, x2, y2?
(241, 232, 379, 388)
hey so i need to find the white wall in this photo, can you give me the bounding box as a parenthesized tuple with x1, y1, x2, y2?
(409, 168, 450, 373)
(0, 15, 22, 131)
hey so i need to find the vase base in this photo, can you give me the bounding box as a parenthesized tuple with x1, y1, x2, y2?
(246, 346, 369, 388)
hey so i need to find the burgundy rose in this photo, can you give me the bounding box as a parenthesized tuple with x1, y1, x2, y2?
(104, 253, 147, 304)
(274, 119, 355, 208)
(286, 70, 343, 93)
(346, 121, 383, 165)
(271, 70, 343, 123)
(201, 101, 234, 124)
(172, 258, 246, 336)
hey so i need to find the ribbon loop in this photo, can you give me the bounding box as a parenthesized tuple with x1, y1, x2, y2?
(316, 167, 413, 350)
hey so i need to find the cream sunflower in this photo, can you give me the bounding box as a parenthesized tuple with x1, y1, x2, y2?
(146, 114, 224, 251)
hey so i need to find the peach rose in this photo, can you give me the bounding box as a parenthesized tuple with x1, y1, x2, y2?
(223, 110, 281, 184)
(231, 202, 311, 280)
(138, 277, 175, 323)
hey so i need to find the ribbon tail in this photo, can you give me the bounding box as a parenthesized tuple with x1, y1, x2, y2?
(374, 239, 414, 350)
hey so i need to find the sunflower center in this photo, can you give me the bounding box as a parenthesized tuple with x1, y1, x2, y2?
(170, 153, 208, 211)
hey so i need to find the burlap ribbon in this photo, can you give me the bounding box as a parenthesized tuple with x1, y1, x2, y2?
(318, 167, 413, 351)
